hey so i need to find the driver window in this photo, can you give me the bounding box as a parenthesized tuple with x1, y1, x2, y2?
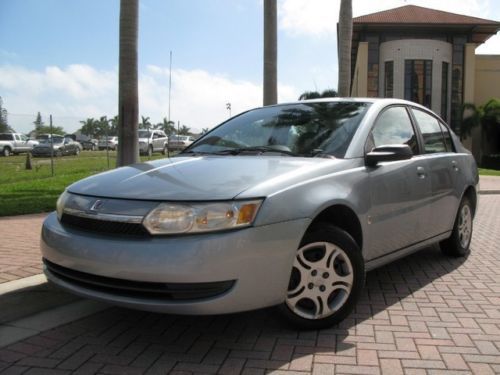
(367, 106, 418, 155)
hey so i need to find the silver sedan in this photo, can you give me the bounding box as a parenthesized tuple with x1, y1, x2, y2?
(41, 98, 478, 329)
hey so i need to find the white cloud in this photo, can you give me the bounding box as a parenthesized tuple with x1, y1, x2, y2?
(0, 64, 299, 134)
(476, 33, 500, 55)
(279, 0, 337, 36)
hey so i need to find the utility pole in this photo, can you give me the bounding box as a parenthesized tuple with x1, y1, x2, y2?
(263, 0, 277, 106)
(168, 51, 172, 123)
(49, 115, 54, 177)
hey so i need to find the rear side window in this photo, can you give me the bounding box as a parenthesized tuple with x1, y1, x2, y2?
(439, 122, 454, 152)
(411, 109, 446, 153)
(366, 106, 418, 155)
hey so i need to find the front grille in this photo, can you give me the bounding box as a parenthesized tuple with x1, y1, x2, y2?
(61, 213, 149, 236)
(44, 259, 235, 301)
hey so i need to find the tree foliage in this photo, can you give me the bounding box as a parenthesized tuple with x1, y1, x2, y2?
(461, 98, 500, 140)
(33, 112, 44, 130)
(35, 125, 65, 135)
(298, 89, 338, 100)
(178, 125, 191, 135)
(0, 96, 10, 133)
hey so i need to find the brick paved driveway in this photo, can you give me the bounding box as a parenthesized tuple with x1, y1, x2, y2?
(1, 196, 499, 374)
(0, 213, 45, 283)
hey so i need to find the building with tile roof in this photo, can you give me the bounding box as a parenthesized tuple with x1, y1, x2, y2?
(348, 5, 500, 161)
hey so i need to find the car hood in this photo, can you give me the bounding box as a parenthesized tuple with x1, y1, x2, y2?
(67, 156, 356, 201)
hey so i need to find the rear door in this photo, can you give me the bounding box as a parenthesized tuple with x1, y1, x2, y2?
(365, 106, 432, 260)
(410, 108, 459, 237)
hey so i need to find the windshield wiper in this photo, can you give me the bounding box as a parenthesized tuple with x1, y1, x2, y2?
(177, 150, 211, 156)
(214, 146, 298, 156)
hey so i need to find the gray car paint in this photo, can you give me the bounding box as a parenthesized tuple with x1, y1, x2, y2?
(40, 98, 478, 315)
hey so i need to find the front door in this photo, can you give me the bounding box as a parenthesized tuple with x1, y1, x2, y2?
(364, 106, 432, 260)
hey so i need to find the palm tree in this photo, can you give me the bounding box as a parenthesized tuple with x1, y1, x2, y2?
(160, 117, 176, 135)
(178, 125, 191, 135)
(263, 0, 277, 106)
(117, 0, 139, 166)
(338, 0, 352, 97)
(462, 98, 500, 162)
(140, 116, 151, 130)
(298, 89, 338, 100)
(79, 118, 98, 137)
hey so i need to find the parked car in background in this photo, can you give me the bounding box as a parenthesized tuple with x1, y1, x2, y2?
(138, 130, 168, 156)
(42, 98, 478, 329)
(98, 136, 118, 150)
(168, 135, 194, 151)
(32, 136, 80, 157)
(80, 139, 98, 151)
(0, 133, 39, 156)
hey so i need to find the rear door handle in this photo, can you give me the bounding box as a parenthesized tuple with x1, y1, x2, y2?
(451, 160, 460, 172)
(417, 166, 427, 179)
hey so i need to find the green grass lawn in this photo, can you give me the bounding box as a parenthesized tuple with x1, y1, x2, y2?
(1, 152, 498, 217)
(478, 168, 500, 176)
(0, 151, 165, 217)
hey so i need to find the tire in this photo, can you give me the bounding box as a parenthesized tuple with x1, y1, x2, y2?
(279, 224, 365, 330)
(2, 147, 11, 157)
(55, 150, 62, 157)
(147, 145, 153, 157)
(162, 145, 167, 155)
(75, 147, 80, 156)
(440, 197, 473, 257)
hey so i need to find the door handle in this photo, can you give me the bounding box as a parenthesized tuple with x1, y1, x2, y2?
(417, 166, 427, 179)
(451, 160, 460, 172)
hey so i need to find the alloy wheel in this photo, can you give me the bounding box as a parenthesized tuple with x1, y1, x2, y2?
(458, 204, 472, 248)
(286, 241, 354, 320)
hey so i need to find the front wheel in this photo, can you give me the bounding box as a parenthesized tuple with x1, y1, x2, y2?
(75, 147, 80, 156)
(440, 197, 473, 257)
(279, 224, 365, 329)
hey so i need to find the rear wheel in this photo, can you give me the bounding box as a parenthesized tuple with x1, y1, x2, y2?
(440, 197, 473, 257)
(279, 224, 365, 329)
(2, 147, 11, 157)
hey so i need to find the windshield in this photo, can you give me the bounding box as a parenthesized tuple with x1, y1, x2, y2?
(184, 101, 370, 158)
(39, 137, 63, 144)
(138, 130, 151, 138)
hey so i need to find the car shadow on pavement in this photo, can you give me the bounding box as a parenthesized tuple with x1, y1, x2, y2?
(3, 243, 469, 373)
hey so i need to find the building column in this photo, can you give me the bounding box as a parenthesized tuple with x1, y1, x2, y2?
(351, 42, 368, 97)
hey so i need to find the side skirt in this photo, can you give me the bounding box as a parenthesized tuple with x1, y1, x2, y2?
(365, 231, 452, 272)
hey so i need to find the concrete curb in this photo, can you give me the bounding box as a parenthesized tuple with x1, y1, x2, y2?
(479, 190, 500, 195)
(0, 299, 109, 348)
(0, 274, 47, 296)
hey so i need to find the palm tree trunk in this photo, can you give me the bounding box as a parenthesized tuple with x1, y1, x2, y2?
(263, 0, 277, 106)
(338, 0, 352, 97)
(117, 0, 139, 167)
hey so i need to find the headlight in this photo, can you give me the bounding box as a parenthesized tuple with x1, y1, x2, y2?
(143, 200, 263, 235)
(56, 190, 70, 220)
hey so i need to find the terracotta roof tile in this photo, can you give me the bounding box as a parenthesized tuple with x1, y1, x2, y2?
(353, 5, 500, 25)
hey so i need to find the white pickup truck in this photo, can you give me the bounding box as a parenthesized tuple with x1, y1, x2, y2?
(0, 133, 39, 156)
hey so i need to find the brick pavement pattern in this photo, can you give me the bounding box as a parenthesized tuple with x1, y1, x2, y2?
(0, 213, 45, 283)
(1, 196, 499, 374)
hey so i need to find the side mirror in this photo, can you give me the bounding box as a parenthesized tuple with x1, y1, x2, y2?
(365, 144, 413, 167)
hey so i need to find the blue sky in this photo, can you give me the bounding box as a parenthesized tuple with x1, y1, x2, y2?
(1, 0, 499, 134)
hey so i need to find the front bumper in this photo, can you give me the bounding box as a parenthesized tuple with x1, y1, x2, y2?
(41, 212, 310, 315)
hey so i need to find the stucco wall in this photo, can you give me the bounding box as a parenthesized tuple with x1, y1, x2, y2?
(351, 42, 368, 97)
(475, 55, 500, 104)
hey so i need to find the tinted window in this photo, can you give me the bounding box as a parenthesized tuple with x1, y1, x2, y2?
(367, 106, 418, 155)
(0, 134, 14, 141)
(411, 109, 447, 153)
(440, 122, 454, 152)
(188, 102, 371, 158)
